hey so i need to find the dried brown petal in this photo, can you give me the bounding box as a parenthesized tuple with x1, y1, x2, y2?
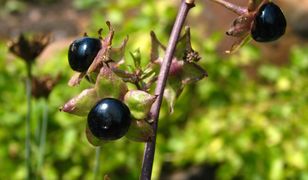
(9, 33, 50, 63)
(68, 72, 86, 86)
(32, 74, 61, 99)
(226, 34, 252, 54)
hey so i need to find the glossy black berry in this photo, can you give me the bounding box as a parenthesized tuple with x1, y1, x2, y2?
(87, 98, 131, 140)
(68, 37, 101, 72)
(251, 2, 287, 42)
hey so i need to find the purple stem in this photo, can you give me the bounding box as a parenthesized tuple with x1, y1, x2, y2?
(210, 0, 247, 15)
(140, 1, 195, 179)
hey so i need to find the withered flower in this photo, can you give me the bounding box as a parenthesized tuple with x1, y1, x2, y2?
(9, 33, 50, 64)
(31, 74, 61, 99)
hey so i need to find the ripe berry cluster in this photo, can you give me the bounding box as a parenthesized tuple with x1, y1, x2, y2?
(63, 23, 206, 144)
(68, 36, 131, 140)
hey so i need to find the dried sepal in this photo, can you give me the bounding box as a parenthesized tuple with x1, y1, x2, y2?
(68, 72, 86, 86)
(125, 120, 154, 142)
(87, 22, 115, 74)
(95, 66, 128, 100)
(60, 88, 98, 116)
(226, 34, 252, 54)
(111, 67, 136, 80)
(150, 31, 166, 63)
(224, 10, 255, 54)
(150, 29, 207, 112)
(164, 86, 178, 113)
(109, 35, 128, 63)
(226, 14, 255, 37)
(163, 61, 207, 113)
(174, 27, 191, 60)
(124, 90, 157, 120)
(182, 62, 208, 85)
(9, 33, 50, 63)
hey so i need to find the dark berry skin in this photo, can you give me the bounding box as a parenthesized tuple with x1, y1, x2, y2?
(68, 37, 101, 72)
(251, 2, 287, 42)
(87, 98, 131, 140)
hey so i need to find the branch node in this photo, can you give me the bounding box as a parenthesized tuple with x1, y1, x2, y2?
(185, 0, 195, 4)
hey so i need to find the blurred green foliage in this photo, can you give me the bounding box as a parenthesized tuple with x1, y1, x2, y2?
(0, 0, 308, 179)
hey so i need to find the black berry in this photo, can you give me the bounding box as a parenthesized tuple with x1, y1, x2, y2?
(251, 2, 287, 42)
(87, 98, 131, 140)
(68, 37, 101, 72)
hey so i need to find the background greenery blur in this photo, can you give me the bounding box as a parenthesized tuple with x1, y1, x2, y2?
(0, 0, 308, 179)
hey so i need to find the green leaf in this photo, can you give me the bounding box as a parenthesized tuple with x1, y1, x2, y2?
(124, 90, 156, 119)
(130, 49, 141, 69)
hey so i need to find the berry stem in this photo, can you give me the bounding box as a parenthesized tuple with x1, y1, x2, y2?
(210, 0, 247, 15)
(37, 100, 48, 176)
(140, 1, 195, 179)
(93, 147, 101, 180)
(25, 63, 33, 179)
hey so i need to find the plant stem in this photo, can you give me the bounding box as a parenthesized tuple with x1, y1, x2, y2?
(140, 1, 195, 179)
(37, 100, 48, 177)
(210, 0, 247, 15)
(93, 147, 101, 180)
(26, 63, 32, 180)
